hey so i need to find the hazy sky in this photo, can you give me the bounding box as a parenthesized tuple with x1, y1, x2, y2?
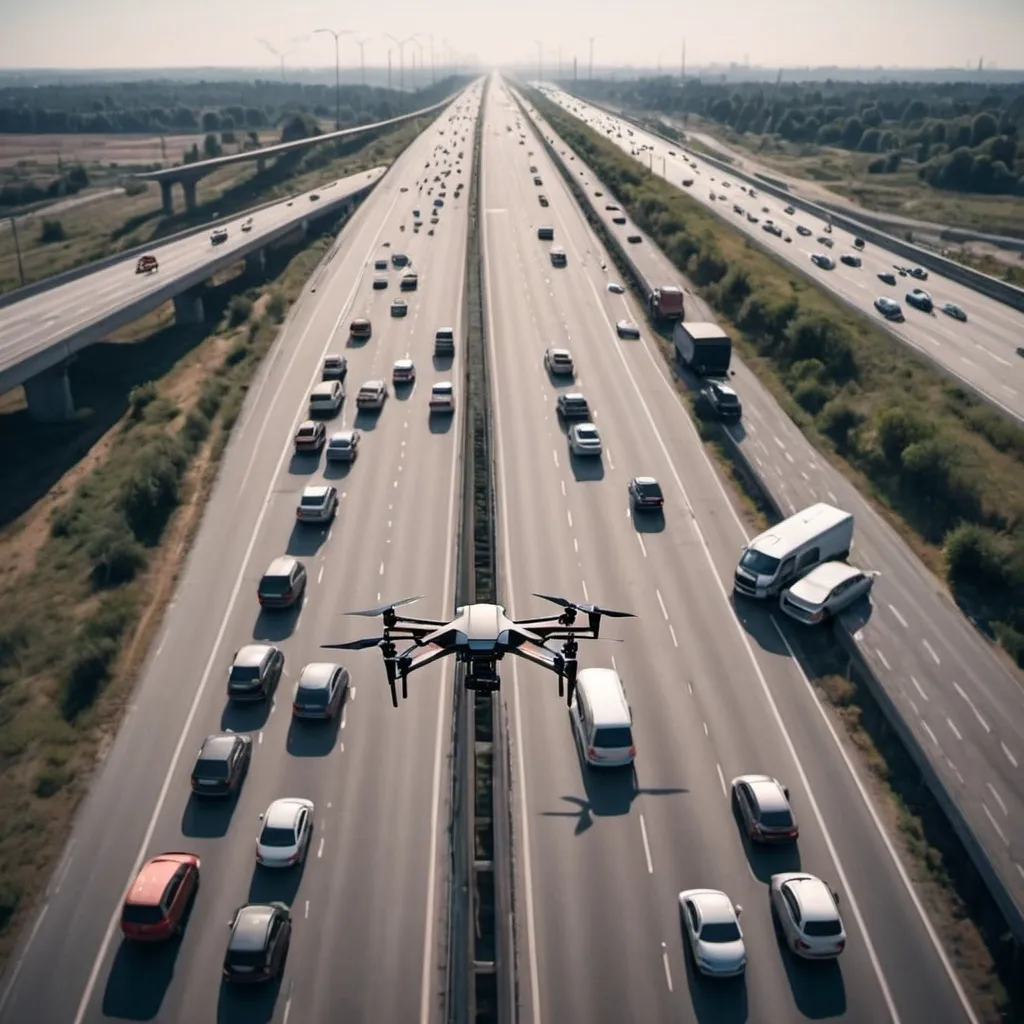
(1, 0, 1022, 71)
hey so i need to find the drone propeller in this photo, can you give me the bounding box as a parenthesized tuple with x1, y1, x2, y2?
(532, 593, 634, 619)
(347, 596, 423, 618)
(321, 636, 386, 651)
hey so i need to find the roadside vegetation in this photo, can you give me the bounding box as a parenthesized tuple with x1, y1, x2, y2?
(571, 76, 1024, 237)
(530, 90, 1022, 1020)
(0, 116, 423, 969)
(0, 110, 431, 294)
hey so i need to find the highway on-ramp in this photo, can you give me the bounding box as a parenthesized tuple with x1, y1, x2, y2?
(543, 87, 1024, 424)
(0, 166, 385, 394)
(518, 87, 1024, 939)
(484, 79, 976, 1023)
(0, 84, 482, 1024)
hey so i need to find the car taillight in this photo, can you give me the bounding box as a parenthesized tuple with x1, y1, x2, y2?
(587, 747, 598, 760)
(628, 746, 636, 758)
(836, 939, 845, 951)
(752, 823, 762, 835)
(282, 590, 293, 600)
(795, 939, 810, 950)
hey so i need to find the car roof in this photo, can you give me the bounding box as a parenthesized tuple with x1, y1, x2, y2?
(779, 875, 837, 921)
(230, 905, 276, 951)
(324, 353, 344, 362)
(788, 561, 861, 603)
(199, 734, 239, 761)
(548, 347, 571, 357)
(296, 420, 320, 432)
(301, 485, 331, 500)
(264, 556, 298, 578)
(351, 317, 370, 325)
(634, 476, 659, 487)
(265, 798, 306, 830)
(561, 392, 587, 402)
(126, 856, 184, 906)
(711, 381, 737, 396)
(394, 359, 414, 369)
(360, 379, 385, 389)
(688, 889, 735, 924)
(234, 643, 273, 667)
(298, 662, 339, 689)
(575, 422, 598, 433)
(744, 775, 789, 812)
(432, 381, 453, 391)
(311, 381, 339, 394)
(329, 430, 356, 444)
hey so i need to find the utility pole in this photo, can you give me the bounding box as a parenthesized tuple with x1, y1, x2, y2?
(588, 36, 596, 81)
(9, 217, 25, 288)
(314, 27, 351, 130)
(681, 36, 686, 81)
(258, 39, 293, 83)
(429, 34, 436, 85)
(353, 37, 370, 87)
(387, 48, 393, 90)
(385, 34, 418, 102)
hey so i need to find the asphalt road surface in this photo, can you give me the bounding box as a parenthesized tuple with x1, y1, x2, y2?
(0, 166, 385, 387)
(517, 90, 1024, 936)
(543, 87, 1024, 424)
(0, 85, 481, 1024)
(485, 80, 977, 1024)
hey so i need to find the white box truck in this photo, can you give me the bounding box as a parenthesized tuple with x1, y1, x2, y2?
(733, 503, 854, 599)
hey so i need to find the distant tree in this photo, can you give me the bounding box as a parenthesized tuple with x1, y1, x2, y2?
(201, 110, 221, 132)
(202, 133, 221, 158)
(902, 99, 928, 124)
(858, 128, 882, 152)
(840, 116, 864, 150)
(39, 219, 66, 243)
(971, 111, 999, 147)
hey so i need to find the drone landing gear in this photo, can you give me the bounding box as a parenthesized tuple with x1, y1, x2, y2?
(466, 663, 501, 692)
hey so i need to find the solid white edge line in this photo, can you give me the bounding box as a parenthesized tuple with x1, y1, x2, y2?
(484, 82, 544, 1024)
(69, 156, 412, 1024)
(534, 148, 906, 1021)
(543, 97, 978, 1022)
(419, 91, 478, 1024)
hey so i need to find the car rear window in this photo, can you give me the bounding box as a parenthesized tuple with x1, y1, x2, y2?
(637, 482, 662, 498)
(701, 921, 741, 943)
(122, 903, 165, 925)
(259, 575, 291, 596)
(297, 685, 330, 705)
(804, 919, 842, 937)
(594, 726, 632, 748)
(260, 826, 296, 847)
(227, 947, 267, 967)
(229, 665, 260, 683)
(194, 757, 230, 779)
(300, 494, 324, 507)
(330, 438, 352, 449)
(760, 809, 793, 828)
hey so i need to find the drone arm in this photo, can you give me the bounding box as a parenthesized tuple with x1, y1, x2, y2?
(507, 642, 561, 673)
(399, 642, 453, 675)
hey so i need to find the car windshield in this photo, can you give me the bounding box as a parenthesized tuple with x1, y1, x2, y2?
(594, 726, 632, 748)
(194, 757, 230, 779)
(260, 826, 296, 847)
(122, 903, 165, 925)
(804, 919, 842, 937)
(700, 921, 741, 943)
(259, 575, 291, 596)
(297, 685, 329, 705)
(229, 665, 260, 682)
(739, 549, 780, 576)
(760, 809, 793, 828)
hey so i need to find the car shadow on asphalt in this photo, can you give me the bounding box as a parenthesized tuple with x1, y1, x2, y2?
(345, 335, 370, 349)
(731, 796, 802, 883)
(353, 408, 383, 431)
(252, 601, 303, 644)
(221, 694, 276, 733)
(287, 451, 321, 476)
(394, 382, 415, 401)
(286, 520, 331, 558)
(102, 934, 185, 1020)
(569, 452, 605, 482)
(772, 913, 847, 1019)
(216, 972, 284, 1024)
(181, 788, 243, 838)
(428, 410, 454, 434)
(286, 695, 347, 758)
(631, 508, 665, 534)
(248, 861, 306, 907)
(432, 354, 454, 372)
(322, 460, 353, 481)
(679, 919, 749, 1024)
(729, 596, 790, 657)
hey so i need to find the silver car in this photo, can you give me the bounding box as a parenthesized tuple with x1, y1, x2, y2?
(326, 429, 360, 462)
(569, 422, 602, 457)
(770, 872, 846, 959)
(295, 485, 338, 523)
(256, 798, 314, 868)
(779, 561, 878, 625)
(678, 889, 746, 977)
(616, 320, 640, 339)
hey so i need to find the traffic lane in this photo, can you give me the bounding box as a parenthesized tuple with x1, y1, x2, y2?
(0, 167, 388, 359)
(0, 170, 410, 1024)
(528, 152, 972, 1021)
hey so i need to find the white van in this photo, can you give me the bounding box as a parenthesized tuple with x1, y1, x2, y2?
(570, 668, 635, 768)
(308, 380, 344, 416)
(733, 502, 853, 599)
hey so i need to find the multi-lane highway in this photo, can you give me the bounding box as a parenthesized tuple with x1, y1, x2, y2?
(518, 88, 1024, 938)
(542, 87, 1024, 423)
(0, 166, 384, 393)
(0, 84, 481, 1024)
(484, 79, 977, 1023)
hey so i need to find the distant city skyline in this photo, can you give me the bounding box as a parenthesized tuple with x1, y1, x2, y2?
(1, 0, 1022, 72)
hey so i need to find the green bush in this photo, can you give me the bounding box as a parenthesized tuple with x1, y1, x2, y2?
(142, 397, 180, 425)
(197, 378, 226, 420)
(265, 291, 287, 323)
(39, 219, 66, 243)
(0, 881, 21, 931)
(119, 435, 187, 545)
(61, 636, 117, 720)
(179, 408, 210, 453)
(224, 342, 248, 367)
(227, 295, 253, 326)
(34, 766, 72, 799)
(87, 525, 147, 588)
(127, 381, 158, 420)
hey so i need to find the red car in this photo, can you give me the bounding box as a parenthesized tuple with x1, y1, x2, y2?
(121, 852, 200, 940)
(135, 255, 158, 274)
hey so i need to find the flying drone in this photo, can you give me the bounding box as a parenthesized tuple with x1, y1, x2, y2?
(322, 594, 634, 708)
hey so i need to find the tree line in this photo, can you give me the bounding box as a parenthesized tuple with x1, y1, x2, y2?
(570, 77, 1024, 196)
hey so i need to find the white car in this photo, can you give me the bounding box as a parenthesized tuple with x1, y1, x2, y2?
(569, 422, 602, 456)
(241, 217, 254, 232)
(780, 561, 878, 625)
(606, 282, 624, 294)
(810, 253, 835, 270)
(770, 872, 846, 959)
(942, 302, 967, 322)
(356, 380, 388, 409)
(326, 429, 360, 462)
(295, 485, 338, 523)
(256, 798, 314, 868)
(678, 889, 746, 977)
(393, 359, 416, 384)
(429, 381, 455, 411)
(616, 320, 640, 339)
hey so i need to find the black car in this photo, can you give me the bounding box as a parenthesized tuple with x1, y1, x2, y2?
(701, 380, 743, 420)
(905, 288, 933, 313)
(293, 663, 349, 719)
(227, 644, 284, 701)
(191, 733, 252, 795)
(258, 556, 307, 609)
(628, 476, 664, 509)
(223, 903, 292, 983)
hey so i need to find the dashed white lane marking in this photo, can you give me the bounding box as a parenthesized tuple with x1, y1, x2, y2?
(668, 625, 678, 648)
(911, 676, 928, 702)
(639, 815, 654, 874)
(953, 682, 990, 732)
(875, 647, 891, 671)
(947, 718, 962, 742)
(987, 782, 1008, 816)
(1002, 743, 1018, 769)
(921, 720, 939, 747)
(716, 763, 728, 798)
(922, 639, 940, 664)
(661, 946, 674, 992)
(983, 804, 1008, 845)
(888, 604, 907, 628)
(655, 589, 668, 620)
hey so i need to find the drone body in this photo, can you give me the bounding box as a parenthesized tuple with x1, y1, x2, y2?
(322, 595, 634, 708)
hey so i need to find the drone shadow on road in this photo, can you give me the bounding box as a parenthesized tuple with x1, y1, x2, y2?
(772, 909, 848, 1019)
(679, 927, 749, 1024)
(216, 971, 285, 1024)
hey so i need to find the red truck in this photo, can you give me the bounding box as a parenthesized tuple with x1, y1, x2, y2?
(648, 285, 684, 322)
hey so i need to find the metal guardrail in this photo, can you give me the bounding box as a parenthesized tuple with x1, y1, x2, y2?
(518, 86, 1024, 946)
(562, 91, 1024, 314)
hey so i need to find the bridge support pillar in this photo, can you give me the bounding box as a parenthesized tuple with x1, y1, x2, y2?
(245, 248, 266, 277)
(182, 179, 197, 212)
(256, 157, 266, 173)
(24, 363, 74, 422)
(160, 181, 174, 215)
(173, 290, 205, 325)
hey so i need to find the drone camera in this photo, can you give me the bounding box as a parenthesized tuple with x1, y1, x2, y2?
(466, 665, 501, 692)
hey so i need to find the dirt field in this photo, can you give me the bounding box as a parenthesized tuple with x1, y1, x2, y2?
(0, 130, 280, 169)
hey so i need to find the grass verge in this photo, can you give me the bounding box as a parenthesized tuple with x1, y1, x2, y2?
(530, 89, 1022, 1022)
(532, 89, 1024, 671)
(0, 113, 429, 295)
(0, 119, 422, 970)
